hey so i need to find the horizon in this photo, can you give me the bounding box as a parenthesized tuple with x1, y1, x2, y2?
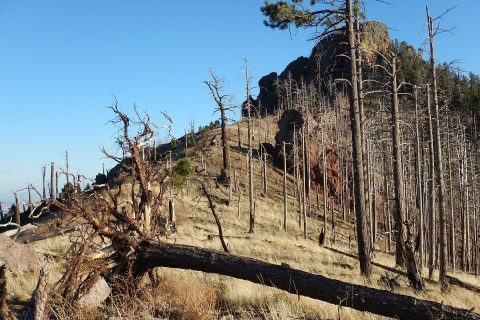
(1, 0, 479, 207)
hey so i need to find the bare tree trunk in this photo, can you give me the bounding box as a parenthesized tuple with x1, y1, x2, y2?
(28, 184, 33, 215)
(55, 172, 59, 199)
(426, 84, 436, 280)
(283, 141, 288, 231)
(322, 130, 327, 241)
(246, 64, 255, 234)
(390, 57, 406, 266)
(427, 6, 448, 283)
(347, 0, 371, 277)
(414, 88, 424, 269)
(50, 162, 55, 199)
(301, 127, 307, 239)
(446, 120, 455, 272)
(41, 166, 46, 200)
(14, 193, 21, 226)
(65, 150, 70, 185)
(220, 108, 230, 179)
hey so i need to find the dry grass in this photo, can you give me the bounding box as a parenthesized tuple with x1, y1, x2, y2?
(5, 116, 480, 319)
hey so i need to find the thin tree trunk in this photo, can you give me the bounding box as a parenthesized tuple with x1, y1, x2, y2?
(50, 162, 55, 199)
(347, 0, 371, 277)
(390, 57, 406, 266)
(283, 141, 287, 231)
(426, 84, 436, 280)
(414, 88, 424, 269)
(427, 6, 448, 283)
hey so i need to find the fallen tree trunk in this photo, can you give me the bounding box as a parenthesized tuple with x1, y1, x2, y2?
(15, 225, 80, 244)
(133, 240, 480, 320)
(446, 275, 480, 294)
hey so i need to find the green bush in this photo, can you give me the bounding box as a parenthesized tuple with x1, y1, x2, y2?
(170, 138, 178, 149)
(58, 182, 78, 203)
(198, 120, 221, 134)
(95, 173, 107, 185)
(167, 158, 194, 188)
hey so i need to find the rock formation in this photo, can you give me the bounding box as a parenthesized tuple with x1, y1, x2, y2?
(244, 21, 391, 116)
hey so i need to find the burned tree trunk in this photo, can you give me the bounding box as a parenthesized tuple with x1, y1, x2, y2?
(132, 240, 479, 320)
(426, 84, 436, 280)
(346, 0, 371, 277)
(245, 62, 255, 234)
(390, 57, 406, 266)
(283, 141, 288, 231)
(204, 72, 232, 181)
(50, 162, 55, 199)
(426, 6, 447, 284)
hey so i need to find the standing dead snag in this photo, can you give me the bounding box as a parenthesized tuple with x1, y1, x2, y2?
(52, 103, 174, 309)
(426, 5, 448, 285)
(282, 141, 288, 231)
(245, 59, 255, 234)
(100, 102, 171, 236)
(204, 71, 234, 183)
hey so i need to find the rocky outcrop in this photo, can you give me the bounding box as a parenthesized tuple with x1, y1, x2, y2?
(244, 21, 391, 116)
(272, 110, 345, 200)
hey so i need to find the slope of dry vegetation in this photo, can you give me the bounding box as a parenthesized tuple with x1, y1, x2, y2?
(5, 116, 479, 320)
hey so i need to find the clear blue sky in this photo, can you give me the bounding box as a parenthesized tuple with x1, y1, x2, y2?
(0, 0, 478, 207)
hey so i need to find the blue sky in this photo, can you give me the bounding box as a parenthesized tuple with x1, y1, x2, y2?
(0, 0, 478, 207)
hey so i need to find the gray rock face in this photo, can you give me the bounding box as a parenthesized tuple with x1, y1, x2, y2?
(77, 276, 112, 308)
(245, 21, 391, 116)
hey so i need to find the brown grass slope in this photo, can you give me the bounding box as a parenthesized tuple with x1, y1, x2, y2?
(6, 115, 480, 320)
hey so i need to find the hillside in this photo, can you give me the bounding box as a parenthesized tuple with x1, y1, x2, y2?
(3, 115, 479, 320)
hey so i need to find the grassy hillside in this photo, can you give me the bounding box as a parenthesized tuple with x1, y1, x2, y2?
(6, 115, 480, 320)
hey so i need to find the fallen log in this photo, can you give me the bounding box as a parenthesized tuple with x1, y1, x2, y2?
(446, 275, 480, 294)
(325, 246, 438, 286)
(15, 225, 80, 244)
(133, 240, 480, 320)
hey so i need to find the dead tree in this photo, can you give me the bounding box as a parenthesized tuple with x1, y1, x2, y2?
(204, 71, 234, 182)
(261, 0, 372, 276)
(99, 102, 172, 235)
(426, 5, 448, 284)
(283, 141, 288, 231)
(50, 162, 55, 199)
(426, 84, 436, 280)
(346, 0, 372, 277)
(245, 60, 255, 234)
(132, 240, 479, 320)
(389, 56, 406, 266)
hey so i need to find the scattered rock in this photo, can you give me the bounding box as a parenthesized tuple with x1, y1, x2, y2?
(77, 276, 112, 308)
(0, 234, 44, 274)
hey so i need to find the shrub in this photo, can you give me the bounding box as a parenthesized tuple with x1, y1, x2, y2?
(170, 138, 178, 149)
(58, 182, 78, 203)
(95, 173, 107, 185)
(168, 158, 194, 188)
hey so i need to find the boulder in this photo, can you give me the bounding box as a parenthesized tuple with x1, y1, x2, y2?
(0, 234, 44, 274)
(77, 276, 112, 308)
